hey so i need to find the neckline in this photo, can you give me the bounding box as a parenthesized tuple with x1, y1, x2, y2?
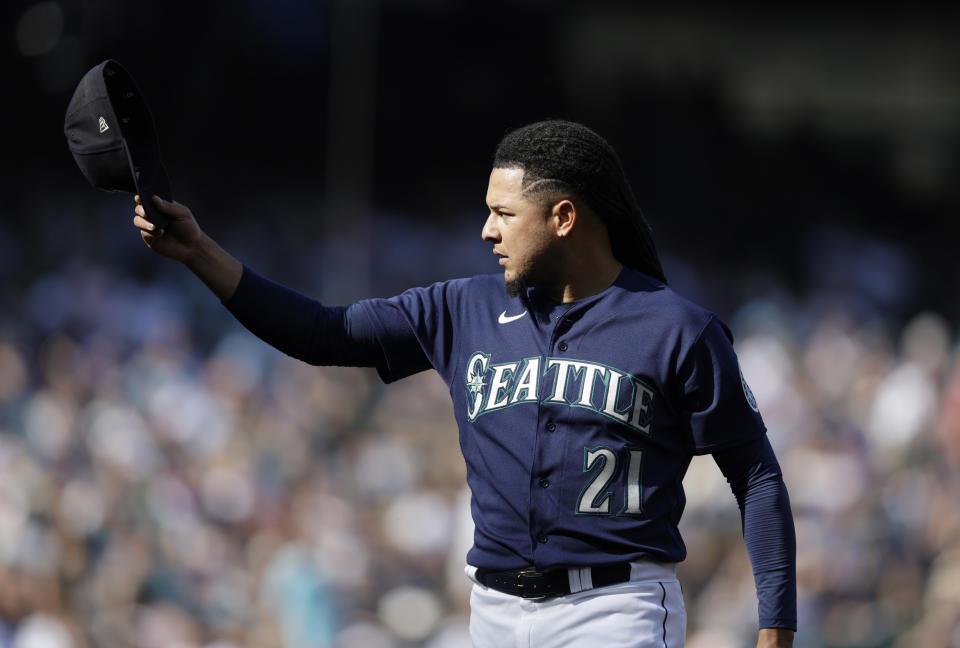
(524, 266, 628, 320)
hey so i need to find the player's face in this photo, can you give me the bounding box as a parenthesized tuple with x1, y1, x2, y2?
(482, 167, 559, 297)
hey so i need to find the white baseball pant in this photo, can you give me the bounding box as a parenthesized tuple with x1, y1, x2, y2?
(466, 561, 686, 648)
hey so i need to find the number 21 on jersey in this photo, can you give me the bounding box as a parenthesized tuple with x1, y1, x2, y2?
(576, 446, 644, 516)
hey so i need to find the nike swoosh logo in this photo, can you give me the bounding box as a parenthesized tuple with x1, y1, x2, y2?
(498, 310, 528, 324)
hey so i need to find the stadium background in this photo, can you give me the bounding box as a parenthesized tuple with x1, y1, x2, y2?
(2, 2, 959, 646)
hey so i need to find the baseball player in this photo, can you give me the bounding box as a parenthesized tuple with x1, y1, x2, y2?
(132, 120, 796, 647)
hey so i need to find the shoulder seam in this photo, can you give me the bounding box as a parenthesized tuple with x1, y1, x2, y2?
(678, 312, 719, 380)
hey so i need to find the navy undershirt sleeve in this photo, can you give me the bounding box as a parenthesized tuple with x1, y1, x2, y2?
(712, 435, 798, 631)
(223, 266, 385, 367)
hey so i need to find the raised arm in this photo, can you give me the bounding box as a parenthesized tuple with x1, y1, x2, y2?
(132, 194, 384, 368)
(133, 194, 242, 301)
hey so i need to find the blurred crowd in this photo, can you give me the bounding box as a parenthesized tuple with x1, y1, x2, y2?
(0, 198, 957, 648)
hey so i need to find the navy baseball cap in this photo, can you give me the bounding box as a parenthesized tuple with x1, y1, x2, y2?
(64, 59, 172, 228)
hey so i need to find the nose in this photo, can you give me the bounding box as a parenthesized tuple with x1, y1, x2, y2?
(481, 213, 499, 242)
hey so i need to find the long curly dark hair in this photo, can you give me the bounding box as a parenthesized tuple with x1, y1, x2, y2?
(493, 120, 667, 284)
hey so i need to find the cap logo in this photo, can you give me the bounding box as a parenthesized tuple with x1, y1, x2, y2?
(98, 116, 109, 133)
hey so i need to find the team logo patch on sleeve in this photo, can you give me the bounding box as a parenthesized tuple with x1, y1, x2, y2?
(739, 366, 760, 413)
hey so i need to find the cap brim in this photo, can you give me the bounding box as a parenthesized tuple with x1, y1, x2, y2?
(122, 137, 171, 229)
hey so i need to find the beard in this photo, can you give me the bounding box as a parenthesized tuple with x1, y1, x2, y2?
(501, 233, 563, 299)
(505, 273, 529, 298)
(503, 250, 559, 299)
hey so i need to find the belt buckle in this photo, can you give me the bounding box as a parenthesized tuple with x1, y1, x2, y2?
(515, 567, 552, 600)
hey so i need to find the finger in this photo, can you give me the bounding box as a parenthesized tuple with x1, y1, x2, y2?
(152, 195, 191, 219)
(133, 214, 157, 232)
(134, 194, 142, 205)
(140, 226, 166, 242)
(135, 204, 146, 218)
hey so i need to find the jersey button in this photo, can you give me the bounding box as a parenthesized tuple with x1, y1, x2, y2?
(558, 341, 568, 352)
(539, 477, 550, 488)
(537, 533, 548, 544)
(545, 422, 556, 432)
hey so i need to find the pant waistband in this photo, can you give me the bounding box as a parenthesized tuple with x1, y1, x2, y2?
(471, 561, 676, 600)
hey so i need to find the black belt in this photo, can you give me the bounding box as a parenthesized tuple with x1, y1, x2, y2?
(474, 563, 632, 600)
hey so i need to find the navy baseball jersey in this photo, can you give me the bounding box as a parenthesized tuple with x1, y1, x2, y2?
(354, 267, 766, 570)
(225, 263, 797, 629)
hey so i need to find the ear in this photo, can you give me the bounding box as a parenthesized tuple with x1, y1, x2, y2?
(552, 199, 577, 238)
